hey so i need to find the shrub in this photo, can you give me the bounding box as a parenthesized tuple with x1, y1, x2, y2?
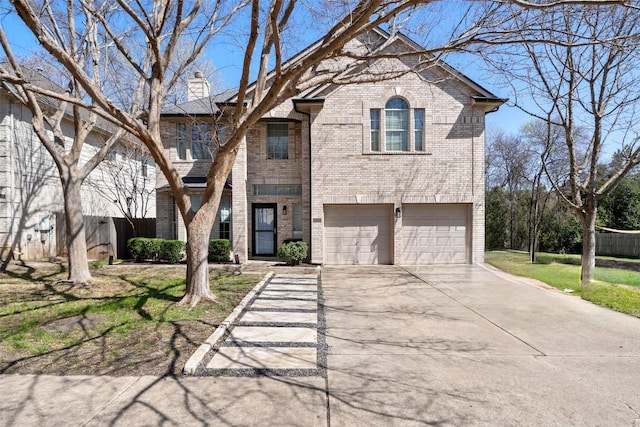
(278, 241, 308, 266)
(128, 237, 161, 261)
(128, 238, 184, 263)
(208, 239, 231, 262)
(159, 240, 185, 263)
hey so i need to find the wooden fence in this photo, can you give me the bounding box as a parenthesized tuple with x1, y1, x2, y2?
(113, 217, 156, 259)
(596, 232, 640, 258)
(56, 215, 156, 260)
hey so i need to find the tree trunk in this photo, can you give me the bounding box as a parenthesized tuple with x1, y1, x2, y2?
(529, 220, 539, 263)
(580, 207, 597, 290)
(177, 149, 236, 307)
(62, 176, 92, 284)
(179, 211, 218, 308)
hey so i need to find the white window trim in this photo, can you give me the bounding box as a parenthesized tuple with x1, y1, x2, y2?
(366, 100, 430, 155)
(266, 122, 290, 160)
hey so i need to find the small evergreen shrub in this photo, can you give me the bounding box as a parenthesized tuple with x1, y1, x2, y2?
(128, 238, 184, 263)
(208, 239, 231, 262)
(128, 237, 161, 261)
(278, 241, 308, 266)
(160, 240, 186, 263)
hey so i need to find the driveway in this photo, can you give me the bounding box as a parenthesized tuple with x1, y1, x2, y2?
(2, 264, 640, 426)
(322, 264, 640, 426)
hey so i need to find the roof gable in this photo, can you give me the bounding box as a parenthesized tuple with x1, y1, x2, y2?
(163, 27, 504, 115)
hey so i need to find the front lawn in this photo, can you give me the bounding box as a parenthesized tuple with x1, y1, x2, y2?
(0, 262, 261, 376)
(485, 251, 640, 318)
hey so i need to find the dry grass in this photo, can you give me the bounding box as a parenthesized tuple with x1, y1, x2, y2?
(0, 261, 262, 376)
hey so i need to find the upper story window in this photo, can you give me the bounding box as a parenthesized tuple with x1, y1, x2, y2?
(191, 123, 213, 160)
(370, 110, 381, 152)
(176, 122, 220, 160)
(177, 123, 187, 159)
(267, 123, 289, 159)
(216, 124, 227, 146)
(414, 109, 424, 151)
(385, 98, 408, 151)
(369, 98, 426, 153)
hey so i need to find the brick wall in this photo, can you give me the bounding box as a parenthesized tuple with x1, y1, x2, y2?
(308, 69, 486, 264)
(157, 58, 491, 265)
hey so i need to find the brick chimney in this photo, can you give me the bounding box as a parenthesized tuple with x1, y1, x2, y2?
(187, 71, 210, 101)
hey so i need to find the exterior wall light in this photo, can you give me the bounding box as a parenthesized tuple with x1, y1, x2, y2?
(282, 205, 288, 215)
(395, 207, 401, 219)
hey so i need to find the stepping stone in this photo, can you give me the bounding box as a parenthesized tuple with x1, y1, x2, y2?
(229, 326, 316, 343)
(266, 284, 317, 291)
(260, 290, 317, 299)
(207, 347, 317, 370)
(273, 274, 317, 279)
(241, 311, 317, 324)
(270, 278, 317, 285)
(251, 298, 317, 310)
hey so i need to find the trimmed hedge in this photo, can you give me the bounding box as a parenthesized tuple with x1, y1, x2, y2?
(160, 240, 186, 263)
(278, 241, 308, 266)
(208, 239, 231, 262)
(127, 237, 185, 263)
(128, 237, 160, 261)
(128, 237, 233, 264)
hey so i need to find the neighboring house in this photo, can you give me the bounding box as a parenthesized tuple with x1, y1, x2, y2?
(0, 68, 156, 260)
(157, 29, 505, 265)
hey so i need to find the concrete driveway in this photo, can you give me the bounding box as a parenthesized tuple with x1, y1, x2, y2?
(2, 264, 640, 426)
(322, 264, 640, 426)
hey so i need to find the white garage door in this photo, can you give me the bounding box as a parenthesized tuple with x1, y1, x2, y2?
(402, 204, 469, 265)
(324, 204, 392, 265)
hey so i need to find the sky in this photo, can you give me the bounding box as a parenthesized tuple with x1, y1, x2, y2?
(0, 6, 571, 141)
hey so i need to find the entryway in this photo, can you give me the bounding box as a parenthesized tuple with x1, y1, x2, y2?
(252, 204, 277, 256)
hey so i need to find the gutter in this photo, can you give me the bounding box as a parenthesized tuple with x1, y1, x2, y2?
(471, 95, 509, 114)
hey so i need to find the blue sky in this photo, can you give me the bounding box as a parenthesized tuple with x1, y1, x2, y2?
(0, 8, 534, 138)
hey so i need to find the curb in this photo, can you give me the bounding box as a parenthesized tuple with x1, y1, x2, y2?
(183, 271, 274, 375)
(478, 262, 558, 292)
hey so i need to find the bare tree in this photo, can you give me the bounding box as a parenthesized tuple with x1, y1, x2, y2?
(491, 5, 640, 288)
(486, 128, 534, 249)
(7, 0, 636, 304)
(0, 20, 131, 283)
(89, 141, 154, 233)
(519, 118, 570, 262)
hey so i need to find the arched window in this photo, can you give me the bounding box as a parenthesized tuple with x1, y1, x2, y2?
(385, 97, 409, 151)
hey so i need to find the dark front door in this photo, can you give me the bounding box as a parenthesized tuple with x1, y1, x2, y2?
(253, 204, 277, 256)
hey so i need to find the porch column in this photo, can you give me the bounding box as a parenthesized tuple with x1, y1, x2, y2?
(232, 135, 248, 263)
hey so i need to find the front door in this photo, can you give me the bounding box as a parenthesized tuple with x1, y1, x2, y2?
(253, 204, 277, 256)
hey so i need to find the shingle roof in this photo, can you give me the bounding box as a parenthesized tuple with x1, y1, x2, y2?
(161, 90, 235, 116)
(159, 27, 505, 116)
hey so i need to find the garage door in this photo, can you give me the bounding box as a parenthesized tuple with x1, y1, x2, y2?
(324, 205, 392, 265)
(402, 204, 469, 264)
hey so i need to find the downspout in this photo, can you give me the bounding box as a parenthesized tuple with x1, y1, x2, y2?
(472, 96, 508, 263)
(293, 102, 313, 258)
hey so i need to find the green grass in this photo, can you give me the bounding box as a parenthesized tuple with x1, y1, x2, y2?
(0, 264, 261, 376)
(486, 251, 640, 317)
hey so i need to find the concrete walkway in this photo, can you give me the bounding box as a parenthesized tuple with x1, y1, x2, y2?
(202, 272, 324, 375)
(2, 264, 640, 426)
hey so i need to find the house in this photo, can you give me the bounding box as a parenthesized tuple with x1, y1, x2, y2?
(156, 29, 505, 265)
(0, 67, 156, 261)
